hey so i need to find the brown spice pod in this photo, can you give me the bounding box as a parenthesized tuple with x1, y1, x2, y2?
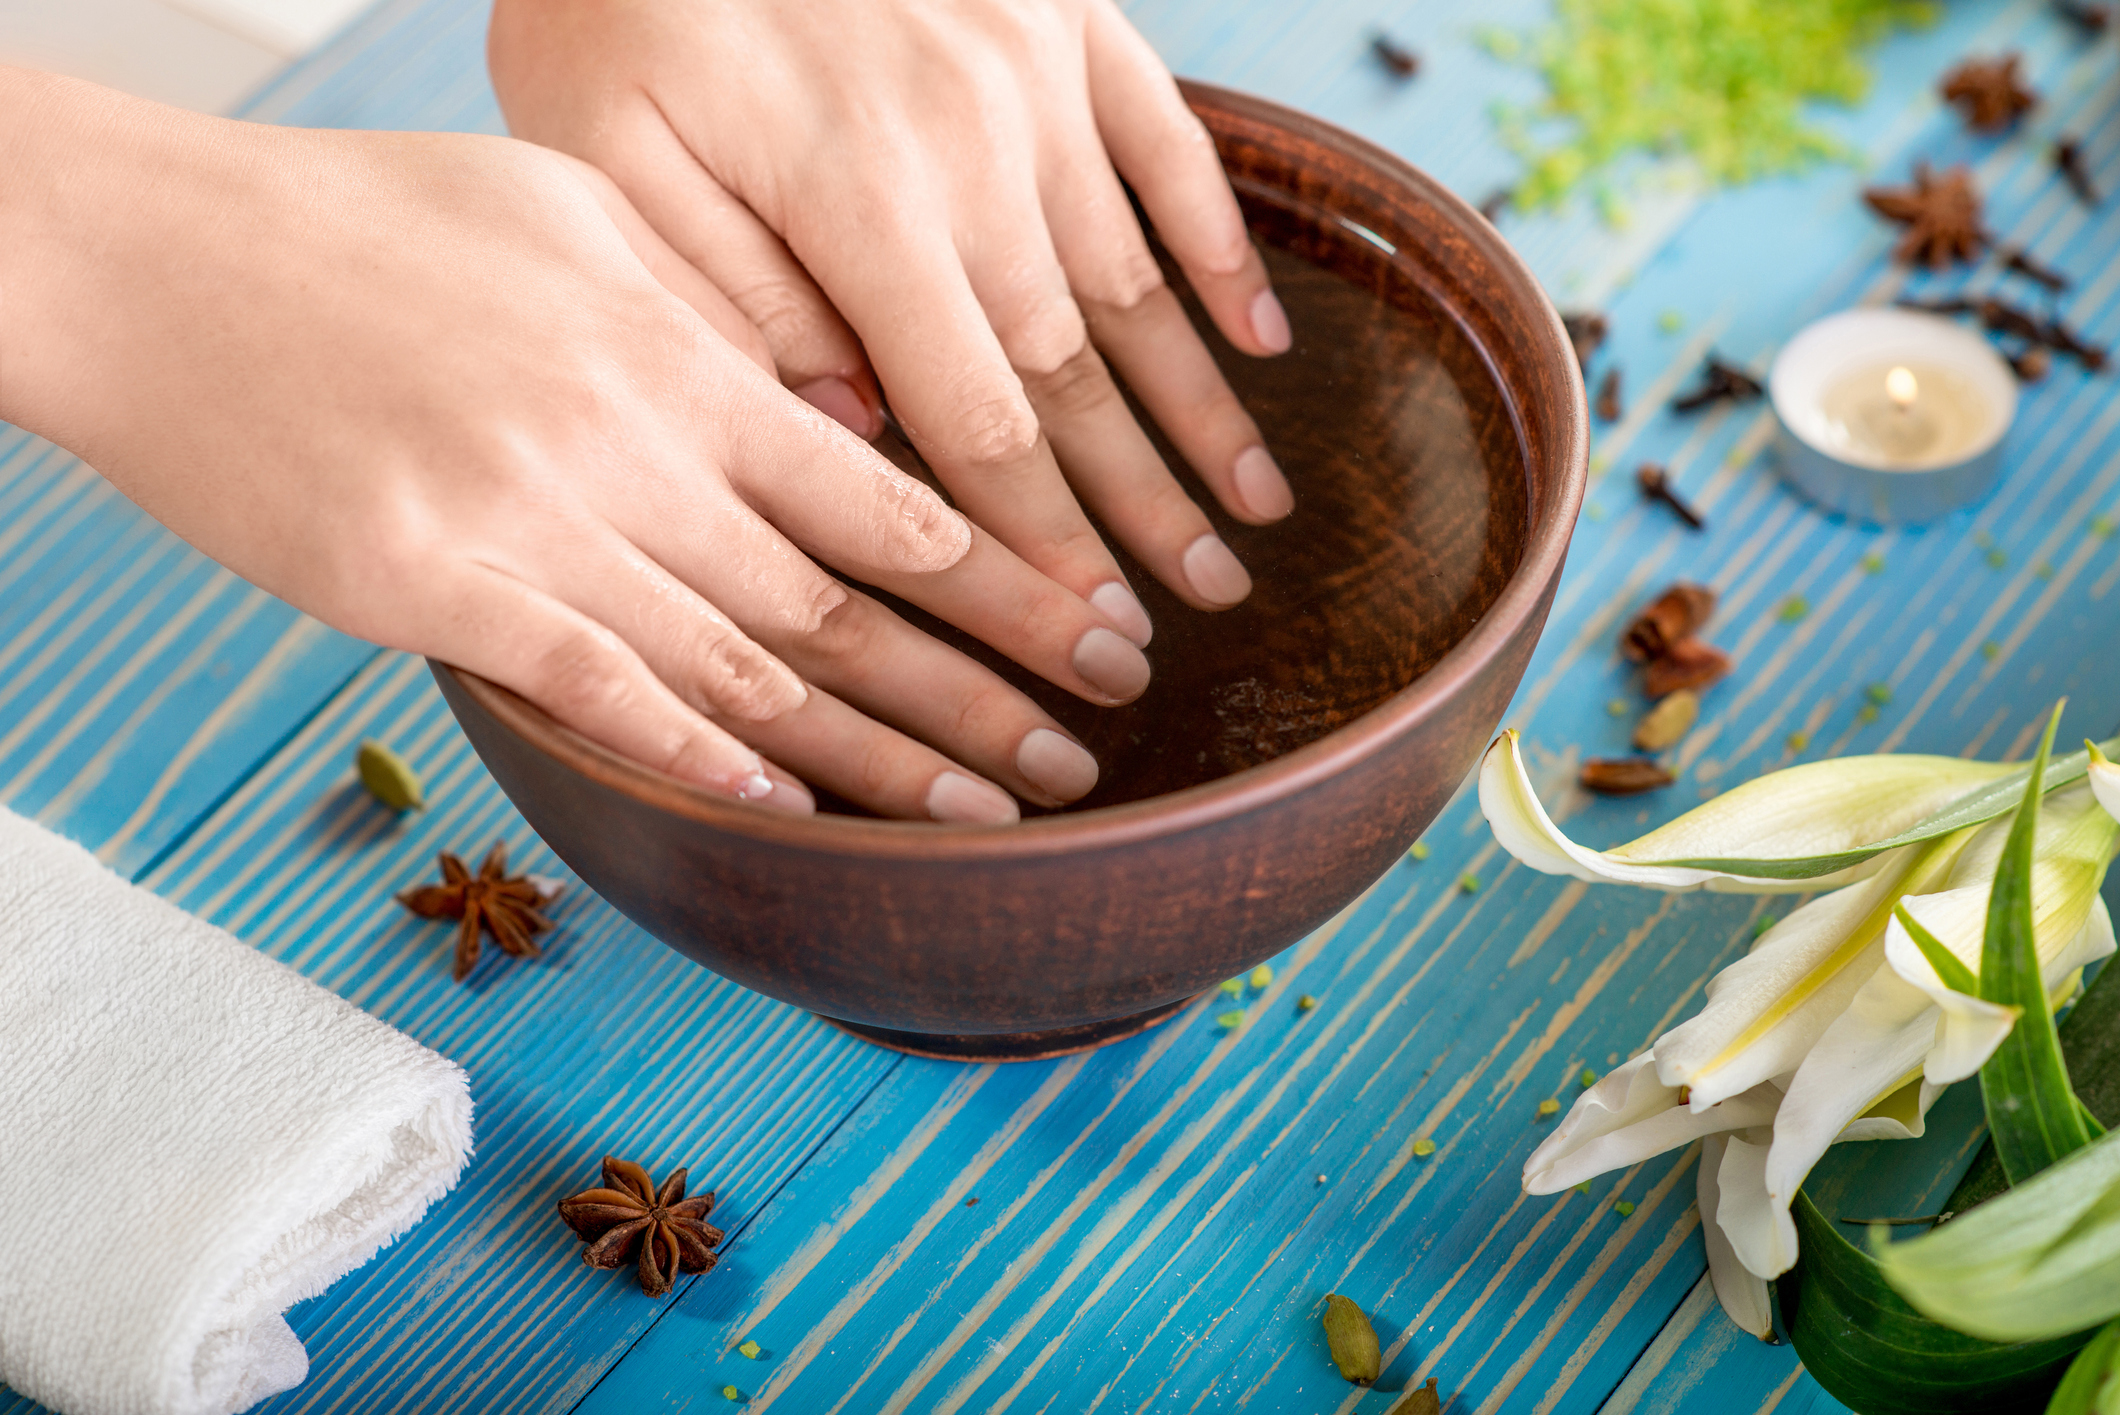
(1620, 584, 1717, 663)
(1581, 758, 1675, 795)
(1645, 637, 1733, 697)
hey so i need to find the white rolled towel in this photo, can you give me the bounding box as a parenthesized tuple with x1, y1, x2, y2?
(0, 805, 473, 1415)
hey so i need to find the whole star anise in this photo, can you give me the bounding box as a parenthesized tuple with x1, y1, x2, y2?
(1863, 164, 1986, 268)
(1940, 54, 2036, 132)
(397, 843, 560, 981)
(558, 1157, 722, 1297)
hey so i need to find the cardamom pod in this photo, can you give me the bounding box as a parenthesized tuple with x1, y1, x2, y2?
(1322, 1293, 1381, 1385)
(356, 739, 426, 812)
(1632, 689, 1700, 751)
(1390, 1377, 1443, 1415)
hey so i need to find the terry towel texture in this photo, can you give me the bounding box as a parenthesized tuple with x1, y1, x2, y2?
(0, 806, 473, 1415)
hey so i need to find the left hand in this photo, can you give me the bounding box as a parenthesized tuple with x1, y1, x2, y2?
(489, 0, 1296, 643)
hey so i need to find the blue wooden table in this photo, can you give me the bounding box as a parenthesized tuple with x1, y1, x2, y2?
(4, 1, 2118, 1410)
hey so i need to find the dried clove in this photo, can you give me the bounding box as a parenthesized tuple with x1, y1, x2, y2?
(1371, 33, 1420, 79)
(1645, 638, 1733, 696)
(2058, 138, 2100, 205)
(2056, 0, 2112, 34)
(2003, 247, 2070, 292)
(1636, 464, 1705, 529)
(1671, 354, 1764, 412)
(1895, 295, 1976, 316)
(2044, 317, 2109, 371)
(1979, 297, 2047, 344)
(1580, 758, 1676, 795)
(1595, 367, 1624, 422)
(1477, 188, 1513, 222)
(1561, 311, 1609, 368)
(1620, 583, 1717, 662)
(2011, 345, 2053, 382)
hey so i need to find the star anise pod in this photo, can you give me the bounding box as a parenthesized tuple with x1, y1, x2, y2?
(558, 1157, 722, 1297)
(1864, 164, 1986, 269)
(398, 843, 560, 981)
(1940, 54, 2036, 132)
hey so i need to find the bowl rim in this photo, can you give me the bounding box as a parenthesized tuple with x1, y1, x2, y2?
(445, 80, 1587, 863)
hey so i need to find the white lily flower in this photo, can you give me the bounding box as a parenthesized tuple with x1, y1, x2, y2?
(1478, 729, 2015, 892)
(1699, 1133, 1775, 1341)
(2090, 743, 2120, 825)
(1522, 1052, 1780, 1196)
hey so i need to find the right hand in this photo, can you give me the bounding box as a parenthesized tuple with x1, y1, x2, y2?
(0, 70, 1148, 822)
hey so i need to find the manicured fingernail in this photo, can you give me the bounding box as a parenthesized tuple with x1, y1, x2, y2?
(1182, 533, 1253, 608)
(735, 769, 776, 802)
(926, 771, 1020, 825)
(1232, 445, 1294, 521)
(755, 764, 815, 815)
(1089, 580, 1153, 647)
(1016, 728, 1100, 803)
(794, 376, 882, 439)
(1249, 287, 1292, 354)
(1071, 626, 1152, 703)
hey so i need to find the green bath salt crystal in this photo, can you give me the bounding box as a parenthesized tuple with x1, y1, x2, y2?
(739, 1342, 762, 1360)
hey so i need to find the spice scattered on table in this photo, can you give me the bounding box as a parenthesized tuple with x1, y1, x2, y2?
(1621, 583, 1715, 662)
(1580, 1068, 1598, 1087)
(1537, 1098, 1561, 1119)
(1615, 1200, 1636, 1217)
(1657, 310, 1685, 334)
(1671, 354, 1764, 412)
(1322, 1294, 1383, 1385)
(1645, 638, 1733, 697)
(1632, 689, 1699, 752)
(1217, 1010, 1246, 1030)
(1561, 310, 1608, 367)
(1858, 704, 1880, 724)
(1371, 33, 1420, 78)
(1981, 640, 2001, 660)
(1594, 367, 1623, 422)
(1459, 872, 1480, 894)
(355, 739, 425, 812)
(1478, 188, 1513, 222)
(723, 1387, 742, 1402)
(1580, 758, 1676, 795)
(2003, 247, 2069, 292)
(739, 1341, 763, 1360)
(1865, 683, 1892, 705)
(2057, 137, 2100, 205)
(2095, 513, 2118, 538)
(398, 844, 561, 982)
(1939, 54, 2036, 131)
(1754, 916, 1777, 938)
(2010, 345, 2052, 382)
(557, 1157, 722, 1298)
(1298, 994, 1319, 1012)
(1787, 731, 1810, 752)
(1393, 1377, 1444, 1415)
(2043, 317, 2109, 372)
(1635, 463, 1704, 529)
(1606, 699, 1629, 717)
(1412, 1137, 1436, 1158)
(1986, 547, 2008, 569)
(2057, 0, 2112, 31)
(1574, 1180, 1593, 1195)
(1778, 596, 1809, 623)
(1220, 977, 1244, 997)
(1408, 840, 1430, 860)
(2036, 559, 2055, 580)
(1861, 552, 1886, 573)
(1863, 163, 1985, 268)
(1250, 964, 1274, 989)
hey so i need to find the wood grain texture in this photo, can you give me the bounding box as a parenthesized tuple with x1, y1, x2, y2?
(4, 0, 2120, 1412)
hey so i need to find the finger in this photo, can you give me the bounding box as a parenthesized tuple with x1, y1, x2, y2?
(720, 685, 1022, 824)
(1084, 0, 1287, 358)
(793, 206, 1153, 647)
(578, 107, 886, 438)
(1038, 126, 1294, 533)
(857, 523, 1151, 708)
(763, 585, 1100, 807)
(431, 563, 802, 810)
(553, 151, 779, 379)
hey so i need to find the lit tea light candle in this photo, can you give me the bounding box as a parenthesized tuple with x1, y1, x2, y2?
(1769, 308, 2017, 523)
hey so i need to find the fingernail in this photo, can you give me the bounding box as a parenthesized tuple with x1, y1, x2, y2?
(1232, 445, 1294, 521)
(794, 376, 882, 439)
(926, 771, 1020, 825)
(1089, 581, 1153, 647)
(1015, 728, 1100, 803)
(755, 764, 815, 815)
(1249, 287, 1292, 354)
(735, 769, 776, 802)
(1181, 533, 1253, 608)
(1071, 626, 1152, 703)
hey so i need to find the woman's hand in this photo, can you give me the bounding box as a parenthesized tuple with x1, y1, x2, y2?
(0, 70, 1144, 822)
(489, 0, 1296, 643)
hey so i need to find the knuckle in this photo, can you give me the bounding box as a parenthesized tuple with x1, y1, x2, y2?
(945, 391, 1043, 474)
(526, 625, 637, 721)
(796, 591, 878, 677)
(1023, 343, 1118, 421)
(1002, 301, 1090, 379)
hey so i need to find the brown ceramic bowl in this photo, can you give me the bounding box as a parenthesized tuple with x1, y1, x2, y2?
(435, 82, 1586, 1061)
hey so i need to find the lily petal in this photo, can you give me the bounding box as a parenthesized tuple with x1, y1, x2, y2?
(1699, 1133, 1775, 1340)
(1478, 730, 2015, 891)
(1717, 1132, 1798, 1283)
(1524, 1052, 1780, 1195)
(2089, 743, 2120, 825)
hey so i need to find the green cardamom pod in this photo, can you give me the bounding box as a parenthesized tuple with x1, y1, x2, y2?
(1322, 1293, 1381, 1385)
(1389, 1377, 1442, 1414)
(356, 739, 426, 812)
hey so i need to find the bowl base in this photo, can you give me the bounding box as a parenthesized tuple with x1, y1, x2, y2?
(821, 994, 1199, 1062)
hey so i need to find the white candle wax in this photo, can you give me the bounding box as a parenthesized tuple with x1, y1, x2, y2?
(1816, 360, 1995, 470)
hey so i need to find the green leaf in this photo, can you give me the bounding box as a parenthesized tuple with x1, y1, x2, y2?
(1781, 1190, 2086, 1414)
(2047, 1318, 2120, 1414)
(1952, 960, 2120, 1216)
(1644, 734, 2118, 880)
(1982, 704, 2096, 1185)
(1877, 1126, 2120, 1344)
(1897, 901, 1980, 994)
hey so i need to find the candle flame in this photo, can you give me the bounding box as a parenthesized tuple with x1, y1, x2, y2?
(1885, 365, 1919, 411)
